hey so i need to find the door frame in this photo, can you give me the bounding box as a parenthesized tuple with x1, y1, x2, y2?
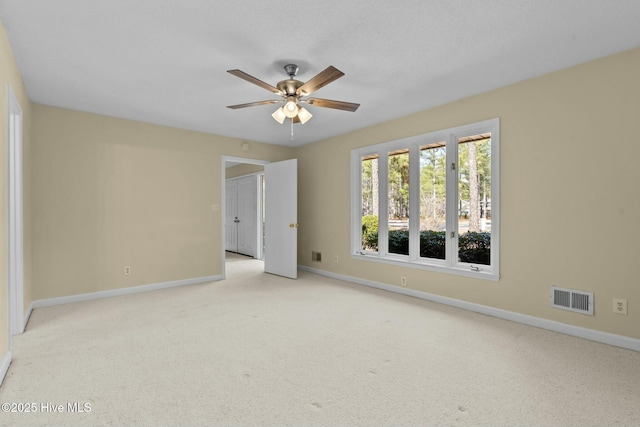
(7, 84, 25, 336)
(221, 156, 268, 279)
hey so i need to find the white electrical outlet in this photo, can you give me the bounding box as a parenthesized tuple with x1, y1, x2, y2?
(401, 276, 407, 286)
(124, 266, 131, 276)
(334, 255, 339, 263)
(613, 298, 627, 315)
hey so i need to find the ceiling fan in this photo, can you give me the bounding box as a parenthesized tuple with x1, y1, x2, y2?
(226, 64, 359, 125)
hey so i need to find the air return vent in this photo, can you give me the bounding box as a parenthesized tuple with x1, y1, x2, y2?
(551, 286, 593, 315)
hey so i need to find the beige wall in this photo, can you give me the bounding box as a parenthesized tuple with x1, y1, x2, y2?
(0, 20, 32, 357)
(32, 105, 294, 299)
(226, 163, 264, 179)
(296, 47, 640, 340)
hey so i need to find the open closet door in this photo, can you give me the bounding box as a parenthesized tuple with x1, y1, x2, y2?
(264, 159, 297, 279)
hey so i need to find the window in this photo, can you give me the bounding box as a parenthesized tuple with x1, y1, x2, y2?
(351, 118, 499, 280)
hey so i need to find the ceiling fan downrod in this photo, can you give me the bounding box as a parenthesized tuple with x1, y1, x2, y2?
(283, 64, 299, 78)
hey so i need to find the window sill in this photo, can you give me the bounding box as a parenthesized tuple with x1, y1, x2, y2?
(352, 252, 500, 281)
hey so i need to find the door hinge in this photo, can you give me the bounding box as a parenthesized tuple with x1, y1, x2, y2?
(451, 162, 456, 171)
(451, 231, 455, 238)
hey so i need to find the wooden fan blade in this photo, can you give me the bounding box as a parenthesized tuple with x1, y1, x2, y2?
(227, 69, 281, 94)
(226, 100, 281, 109)
(297, 66, 345, 96)
(306, 98, 360, 112)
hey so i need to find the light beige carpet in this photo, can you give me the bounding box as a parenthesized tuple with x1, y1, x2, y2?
(1, 255, 639, 426)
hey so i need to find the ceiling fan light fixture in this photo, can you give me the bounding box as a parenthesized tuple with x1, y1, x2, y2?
(297, 107, 312, 124)
(227, 64, 360, 128)
(271, 107, 286, 124)
(283, 96, 299, 118)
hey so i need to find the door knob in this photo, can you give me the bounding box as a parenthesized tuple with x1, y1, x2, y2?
(289, 223, 298, 228)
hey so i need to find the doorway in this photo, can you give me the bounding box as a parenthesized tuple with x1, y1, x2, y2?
(222, 156, 267, 279)
(221, 156, 298, 280)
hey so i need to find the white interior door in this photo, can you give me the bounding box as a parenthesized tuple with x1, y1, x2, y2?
(237, 176, 257, 257)
(264, 159, 297, 279)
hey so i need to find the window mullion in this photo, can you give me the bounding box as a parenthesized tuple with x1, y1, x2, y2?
(378, 151, 389, 256)
(409, 143, 420, 261)
(445, 135, 459, 266)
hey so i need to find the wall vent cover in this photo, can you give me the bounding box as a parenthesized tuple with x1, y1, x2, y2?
(551, 286, 594, 315)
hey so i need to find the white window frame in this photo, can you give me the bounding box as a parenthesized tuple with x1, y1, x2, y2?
(351, 118, 500, 281)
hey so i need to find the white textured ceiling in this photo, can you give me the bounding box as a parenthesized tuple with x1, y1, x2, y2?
(1, 0, 640, 147)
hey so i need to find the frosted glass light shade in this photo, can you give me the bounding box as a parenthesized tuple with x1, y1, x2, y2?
(283, 97, 299, 118)
(297, 107, 312, 124)
(272, 107, 286, 124)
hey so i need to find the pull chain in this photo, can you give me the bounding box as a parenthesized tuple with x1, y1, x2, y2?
(290, 118, 294, 140)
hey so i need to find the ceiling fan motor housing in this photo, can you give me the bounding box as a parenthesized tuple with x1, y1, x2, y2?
(277, 79, 303, 97)
(277, 64, 303, 96)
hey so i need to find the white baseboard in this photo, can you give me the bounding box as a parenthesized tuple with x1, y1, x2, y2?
(32, 275, 223, 309)
(1, 351, 11, 385)
(299, 265, 640, 352)
(23, 302, 34, 332)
